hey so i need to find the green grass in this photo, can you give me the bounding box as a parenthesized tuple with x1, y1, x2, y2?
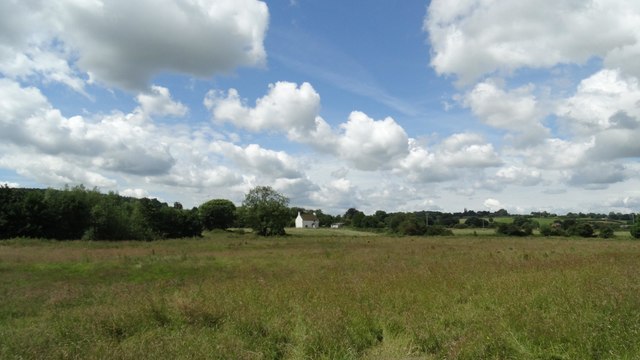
(2, 232, 640, 359)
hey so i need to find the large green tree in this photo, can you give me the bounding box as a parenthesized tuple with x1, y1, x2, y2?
(242, 186, 289, 236)
(199, 199, 237, 230)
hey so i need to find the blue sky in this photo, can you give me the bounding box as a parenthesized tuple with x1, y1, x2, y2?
(2, 0, 640, 215)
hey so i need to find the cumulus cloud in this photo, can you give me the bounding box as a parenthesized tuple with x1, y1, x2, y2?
(210, 142, 302, 179)
(206, 82, 320, 134)
(206, 82, 509, 181)
(438, 133, 502, 168)
(337, 111, 409, 170)
(557, 69, 640, 136)
(483, 198, 503, 212)
(0, 78, 255, 194)
(273, 177, 320, 205)
(606, 195, 640, 210)
(206, 82, 409, 170)
(308, 178, 365, 213)
(397, 134, 501, 184)
(120, 188, 151, 199)
(0, 0, 269, 91)
(0, 181, 20, 188)
(493, 166, 542, 187)
(0, 78, 104, 156)
(0, 153, 117, 189)
(396, 142, 453, 183)
(464, 80, 549, 145)
(568, 163, 628, 188)
(137, 86, 188, 117)
(515, 138, 593, 170)
(426, 0, 640, 84)
(552, 69, 640, 162)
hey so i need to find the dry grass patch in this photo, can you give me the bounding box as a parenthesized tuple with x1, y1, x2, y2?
(1, 235, 640, 359)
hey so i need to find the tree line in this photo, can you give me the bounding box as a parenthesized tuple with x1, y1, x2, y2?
(0, 185, 292, 240)
(2, 184, 640, 240)
(0, 185, 201, 240)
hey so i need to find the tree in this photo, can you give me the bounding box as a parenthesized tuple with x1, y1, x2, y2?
(351, 211, 366, 228)
(494, 209, 509, 217)
(314, 210, 335, 228)
(242, 186, 290, 236)
(630, 222, 640, 239)
(199, 199, 237, 230)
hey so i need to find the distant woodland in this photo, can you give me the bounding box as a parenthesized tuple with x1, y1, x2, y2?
(1, 185, 639, 240)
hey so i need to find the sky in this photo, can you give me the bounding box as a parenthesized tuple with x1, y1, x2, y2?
(2, 0, 640, 215)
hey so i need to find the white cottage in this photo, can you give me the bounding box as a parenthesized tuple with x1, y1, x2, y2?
(295, 212, 319, 228)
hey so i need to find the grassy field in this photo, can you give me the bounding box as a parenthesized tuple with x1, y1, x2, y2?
(2, 231, 640, 359)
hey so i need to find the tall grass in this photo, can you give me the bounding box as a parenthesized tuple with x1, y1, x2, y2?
(1, 233, 640, 359)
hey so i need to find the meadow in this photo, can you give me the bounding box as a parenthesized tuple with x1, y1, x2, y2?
(1, 230, 640, 359)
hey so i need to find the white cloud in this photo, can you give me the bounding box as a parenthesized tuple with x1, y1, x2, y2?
(0, 152, 117, 189)
(426, 0, 640, 84)
(554, 69, 640, 162)
(606, 195, 640, 210)
(206, 81, 321, 135)
(210, 142, 302, 180)
(0, 78, 103, 156)
(483, 198, 503, 212)
(515, 138, 593, 170)
(464, 80, 549, 145)
(557, 69, 640, 136)
(336, 111, 409, 170)
(437, 133, 502, 168)
(396, 142, 452, 183)
(308, 178, 365, 213)
(206, 82, 409, 171)
(396, 134, 501, 184)
(0, 0, 269, 91)
(494, 166, 542, 187)
(137, 86, 188, 117)
(0, 181, 20, 188)
(120, 188, 150, 199)
(0, 46, 87, 94)
(0, 78, 249, 195)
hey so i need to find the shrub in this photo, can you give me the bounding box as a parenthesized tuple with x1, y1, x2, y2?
(424, 225, 454, 236)
(599, 226, 615, 239)
(496, 223, 530, 237)
(568, 223, 594, 238)
(464, 217, 489, 228)
(540, 225, 566, 237)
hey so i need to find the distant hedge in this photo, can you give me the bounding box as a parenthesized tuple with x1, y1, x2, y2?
(0, 185, 201, 240)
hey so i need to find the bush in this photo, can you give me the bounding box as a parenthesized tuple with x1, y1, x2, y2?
(424, 225, 454, 236)
(568, 223, 594, 238)
(496, 223, 531, 237)
(540, 225, 566, 237)
(599, 226, 615, 239)
(630, 223, 640, 239)
(464, 216, 489, 228)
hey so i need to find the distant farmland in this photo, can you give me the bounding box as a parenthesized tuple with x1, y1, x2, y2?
(1, 231, 640, 359)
